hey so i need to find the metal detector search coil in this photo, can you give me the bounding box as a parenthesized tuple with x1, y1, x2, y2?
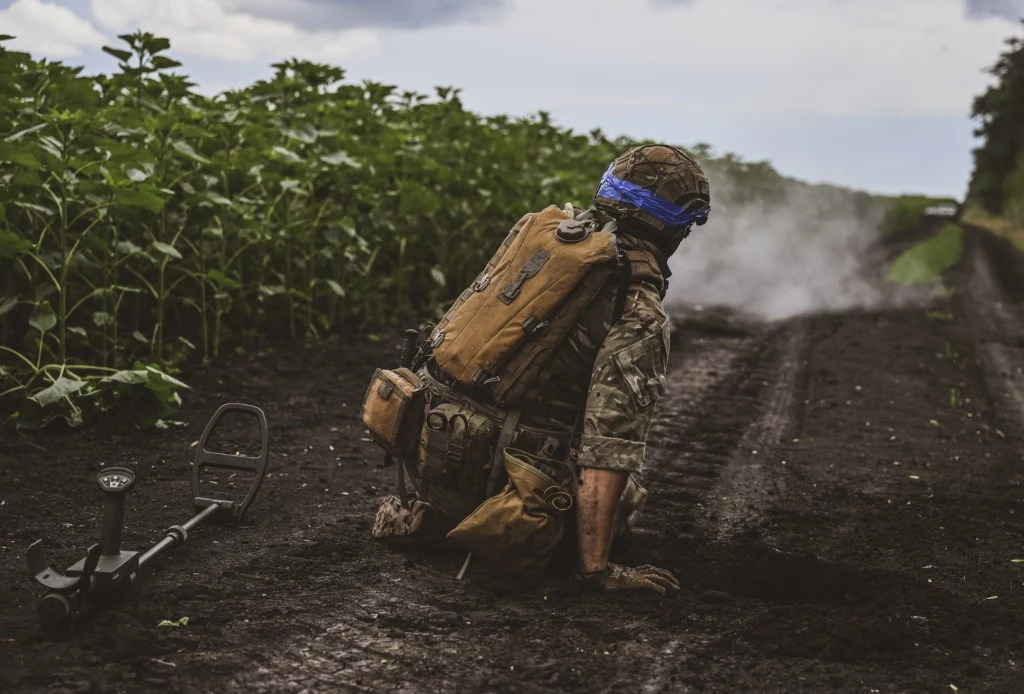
(25, 403, 270, 639)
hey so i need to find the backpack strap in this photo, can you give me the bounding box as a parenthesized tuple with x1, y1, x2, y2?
(485, 408, 523, 497)
(611, 247, 668, 326)
(621, 249, 667, 299)
(392, 452, 418, 506)
(612, 253, 633, 326)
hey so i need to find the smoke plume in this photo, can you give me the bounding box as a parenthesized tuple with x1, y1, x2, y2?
(665, 175, 898, 322)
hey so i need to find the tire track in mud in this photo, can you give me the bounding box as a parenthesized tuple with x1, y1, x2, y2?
(639, 326, 764, 533)
(706, 325, 809, 541)
(617, 323, 767, 694)
(649, 329, 761, 443)
(963, 230, 1024, 434)
(634, 318, 809, 693)
(641, 317, 809, 541)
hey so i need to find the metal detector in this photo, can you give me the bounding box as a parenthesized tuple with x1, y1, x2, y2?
(25, 403, 270, 638)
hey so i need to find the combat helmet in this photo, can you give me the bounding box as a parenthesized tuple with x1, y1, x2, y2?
(594, 144, 711, 256)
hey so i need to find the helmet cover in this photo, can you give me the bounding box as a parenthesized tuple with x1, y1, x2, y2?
(594, 144, 711, 253)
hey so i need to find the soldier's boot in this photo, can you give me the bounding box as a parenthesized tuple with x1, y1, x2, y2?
(371, 495, 447, 545)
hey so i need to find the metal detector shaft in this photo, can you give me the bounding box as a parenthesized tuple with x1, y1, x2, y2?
(27, 403, 270, 638)
(137, 502, 223, 570)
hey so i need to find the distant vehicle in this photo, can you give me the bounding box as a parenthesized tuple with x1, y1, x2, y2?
(923, 203, 960, 219)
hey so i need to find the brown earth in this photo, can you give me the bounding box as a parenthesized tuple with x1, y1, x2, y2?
(2, 223, 1024, 693)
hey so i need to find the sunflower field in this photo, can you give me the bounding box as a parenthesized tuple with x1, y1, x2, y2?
(0, 32, 893, 430)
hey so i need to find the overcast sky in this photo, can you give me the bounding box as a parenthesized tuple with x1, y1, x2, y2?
(2, 0, 1022, 197)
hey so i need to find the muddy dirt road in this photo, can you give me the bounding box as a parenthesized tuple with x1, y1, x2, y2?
(2, 225, 1024, 692)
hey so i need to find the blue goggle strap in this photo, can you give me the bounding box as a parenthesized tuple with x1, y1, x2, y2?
(596, 163, 710, 227)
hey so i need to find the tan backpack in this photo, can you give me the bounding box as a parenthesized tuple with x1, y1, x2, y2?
(427, 205, 619, 407)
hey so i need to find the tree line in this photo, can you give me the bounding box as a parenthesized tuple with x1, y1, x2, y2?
(970, 19, 1024, 222)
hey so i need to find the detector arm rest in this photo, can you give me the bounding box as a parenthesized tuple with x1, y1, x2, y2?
(27, 541, 100, 592)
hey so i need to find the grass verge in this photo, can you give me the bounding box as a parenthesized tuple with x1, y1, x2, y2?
(887, 224, 965, 285)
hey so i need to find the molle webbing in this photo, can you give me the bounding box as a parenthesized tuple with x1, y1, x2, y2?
(420, 364, 575, 434)
(418, 366, 574, 492)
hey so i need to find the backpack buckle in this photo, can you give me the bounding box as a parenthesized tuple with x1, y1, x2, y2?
(472, 369, 500, 387)
(522, 316, 550, 337)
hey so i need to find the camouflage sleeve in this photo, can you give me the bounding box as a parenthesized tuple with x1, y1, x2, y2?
(577, 282, 670, 474)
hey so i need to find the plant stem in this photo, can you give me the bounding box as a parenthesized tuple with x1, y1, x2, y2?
(57, 124, 71, 365)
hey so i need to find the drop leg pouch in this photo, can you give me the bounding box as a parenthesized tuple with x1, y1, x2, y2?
(418, 402, 499, 496)
(446, 447, 577, 582)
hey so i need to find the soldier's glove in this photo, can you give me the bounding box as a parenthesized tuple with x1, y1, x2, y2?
(576, 562, 680, 596)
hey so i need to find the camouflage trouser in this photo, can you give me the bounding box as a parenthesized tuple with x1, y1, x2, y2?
(372, 418, 577, 544)
(371, 496, 452, 545)
(371, 475, 492, 546)
(370, 454, 482, 546)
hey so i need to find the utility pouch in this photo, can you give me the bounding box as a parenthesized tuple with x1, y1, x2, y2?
(361, 368, 426, 458)
(446, 448, 577, 582)
(418, 403, 499, 495)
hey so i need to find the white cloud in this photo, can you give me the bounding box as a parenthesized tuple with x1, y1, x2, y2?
(0, 0, 105, 57)
(319, 0, 1016, 195)
(425, 0, 1012, 120)
(88, 0, 380, 63)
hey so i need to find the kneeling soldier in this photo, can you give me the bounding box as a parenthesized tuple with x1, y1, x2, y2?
(365, 144, 711, 595)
